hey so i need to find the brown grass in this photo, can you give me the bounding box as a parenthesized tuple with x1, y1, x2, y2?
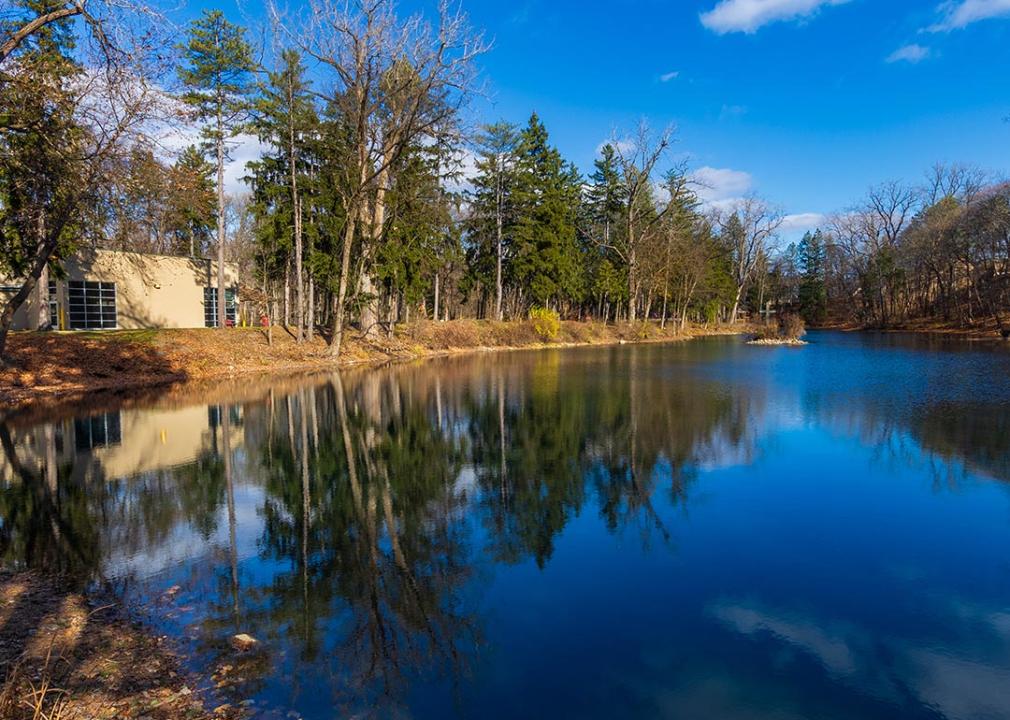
(0, 572, 242, 720)
(1, 320, 737, 412)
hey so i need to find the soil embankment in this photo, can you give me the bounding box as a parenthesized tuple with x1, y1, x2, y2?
(0, 320, 740, 411)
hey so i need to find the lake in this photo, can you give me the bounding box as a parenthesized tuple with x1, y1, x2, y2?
(3, 331, 1010, 719)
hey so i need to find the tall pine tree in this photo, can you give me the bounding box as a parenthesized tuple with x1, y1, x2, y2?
(797, 229, 828, 324)
(178, 10, 255, 328)
(510, 113, 583, 311)
(249, 49, 317, 340)
(465, 121, 519, 318)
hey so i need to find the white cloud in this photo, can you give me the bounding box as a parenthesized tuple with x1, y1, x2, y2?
(781, 212, 826, 233)
(659, 70, 680, 82)
(158, 125, 265, 196)
(886, 44, 931, 63)
(688, 167, 820, 232)
(445, 147, 479, 193)
(700, 0, 851, 34)
(711, 596, 1010, 719)
(223, 134, 268, 195)
(929, 0, 1010, 31)
(689, 166, 753, 205)
(595, 137, 637, 156)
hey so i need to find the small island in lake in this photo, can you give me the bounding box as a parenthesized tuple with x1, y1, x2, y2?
(747, 313, 809, 346)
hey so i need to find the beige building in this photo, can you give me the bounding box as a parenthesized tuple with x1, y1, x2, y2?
(4, 248, 240, 331)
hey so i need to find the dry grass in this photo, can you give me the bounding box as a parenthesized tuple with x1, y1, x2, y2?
(0, 572, 242, 720)
(1, 319, 724, 411)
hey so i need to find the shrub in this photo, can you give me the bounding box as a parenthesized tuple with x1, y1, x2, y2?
(529, 307, 560, 341)
(752, 322, 779, 341)
(424, 320, 481, 349)
(779, 313, 806, 340)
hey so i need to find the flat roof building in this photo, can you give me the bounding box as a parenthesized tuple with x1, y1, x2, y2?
(2, 249, 240, 331)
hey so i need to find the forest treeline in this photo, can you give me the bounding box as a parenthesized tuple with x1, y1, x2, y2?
(2, 0, 1009, 363)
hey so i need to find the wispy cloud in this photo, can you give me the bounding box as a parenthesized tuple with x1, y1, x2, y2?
(690, 166, 753, 210)
(886, 43, 931, 63)
(158, 126, 265, 196)
(700, 0, 851, 34)
(928, 0, 1010, 31)
(595, 137, 637, 156)
(781, 213, 826, 233)
(659, 70, 680, 82)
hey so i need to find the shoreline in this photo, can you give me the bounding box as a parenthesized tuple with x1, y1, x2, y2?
(0, 571, 243, 720)
(812, 320, 1010, 340)
(0, 320, 744, 414)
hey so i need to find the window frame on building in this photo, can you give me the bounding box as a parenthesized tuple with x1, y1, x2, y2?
(204, 287, 238, 328)
(48, 280, 58, 329)
(67, 280, 117, 330)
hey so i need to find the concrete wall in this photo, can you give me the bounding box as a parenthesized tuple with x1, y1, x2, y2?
(6, 249, 240, 331)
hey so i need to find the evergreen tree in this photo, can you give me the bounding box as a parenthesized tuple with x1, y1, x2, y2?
(167, 146, 216, 257)
(797, 229, 828, 324)
(248, 49, 317, 339)
(465, 122, 519, 319)
(584, 144, 628, 319)
(376, 142, 457, 323)
(0, 0, 86, 347)
(178, 10, 256, 328)
(510, 113, 583, 310)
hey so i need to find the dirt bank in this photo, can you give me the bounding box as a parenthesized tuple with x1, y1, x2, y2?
(0, 571, 243, 720)
(814, 318, 1010, 339)
(0, 320, 741, 411)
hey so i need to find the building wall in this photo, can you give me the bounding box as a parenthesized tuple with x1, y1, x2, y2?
(7, 249, 239, 330)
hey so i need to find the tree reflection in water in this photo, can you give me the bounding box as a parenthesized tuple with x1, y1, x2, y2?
(4, 336, 1008, 717)
(0, 348, 753, 714)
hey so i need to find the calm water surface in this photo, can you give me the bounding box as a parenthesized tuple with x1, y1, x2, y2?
(4, 331, 1010, 719)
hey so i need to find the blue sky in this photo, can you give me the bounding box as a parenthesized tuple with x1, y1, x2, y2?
(195, 0, 1010, 236)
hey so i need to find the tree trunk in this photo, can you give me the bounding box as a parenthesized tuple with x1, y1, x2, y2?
(495, 164, 504, 321)
(307, 275, 314, 341)
(284, 263, 290, 328)
(433, 272, 440, 322)
(730, 284, 744, 325)
(0, 218, 65, 362)
(289, 79, 304, 343)
(216, 112, 227, 330)
(222, 405, 239, 628)
(329, 211, 357, 358)
(359, 164, 390, 342)
(627, 211, 637, 323)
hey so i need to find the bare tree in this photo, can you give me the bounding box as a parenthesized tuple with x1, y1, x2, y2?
(608, 121, 673, 322)
(717, 196, 783, 324)
(867, 180, 918, 247)
(278, 0, 487, 356)
(922, 162, 988, 207)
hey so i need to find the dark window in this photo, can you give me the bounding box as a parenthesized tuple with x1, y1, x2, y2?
(68, 280, 116, 329)
(48, 280, 57, 329)
(74, 412, 122, 451)
(204, 287, 237, 327)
